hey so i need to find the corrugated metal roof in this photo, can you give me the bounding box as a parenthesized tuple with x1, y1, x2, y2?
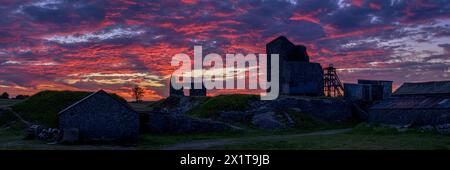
(370, 95, 450, 110)
(393, 81, 450, 95)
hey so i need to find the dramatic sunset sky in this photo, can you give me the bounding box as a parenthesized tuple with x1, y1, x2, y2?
(0, 0, 449, 100)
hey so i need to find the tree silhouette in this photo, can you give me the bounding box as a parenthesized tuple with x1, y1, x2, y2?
(131, 85, 144, 103)
(1, 92, 9, 99)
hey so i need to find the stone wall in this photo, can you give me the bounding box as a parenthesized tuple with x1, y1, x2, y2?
(59, 92, 139, 143)
(280, 62, 324, 96)
(357, 80, 393, 100)
(344, 83, 364, 101)
(266, 36, 324, 96)
(344, 82, 389, 102)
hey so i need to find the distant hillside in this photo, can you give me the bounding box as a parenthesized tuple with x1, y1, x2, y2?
(11, 90, 127, 127)
(187, 94, 258, 118)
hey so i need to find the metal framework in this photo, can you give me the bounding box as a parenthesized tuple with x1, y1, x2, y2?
(324, 64, 344, 97)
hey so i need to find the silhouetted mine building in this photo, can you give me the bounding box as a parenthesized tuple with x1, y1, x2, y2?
(266, 36, 324, 96)
(169, 84, 184, 97)
(169, 77, 185, 97)
(169, 79, 206, 97)
(344, 80, 393, 102)
(369, 80, 450, 125)
(189, 82, 207, 96)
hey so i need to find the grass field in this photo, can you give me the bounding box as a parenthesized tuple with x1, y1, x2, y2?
(212, 132, 450, 150)
(3, 122, 450, 150)
(211, 125, 450, 150)
(0, 125, 352, 150)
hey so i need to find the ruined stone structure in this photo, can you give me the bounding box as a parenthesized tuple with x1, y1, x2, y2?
(58, 90, 139, 143)
(266, 36, 324, 96)
(344, 80, 393, 102)
(169, 76, 184, 97)
(189, 82, 207, 96)
(369, 81, 450, 125)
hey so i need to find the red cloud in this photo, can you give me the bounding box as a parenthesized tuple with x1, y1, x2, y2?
(369, 3, 382, 10)
(351, 0, 364, 7)
(289, 13, 321, 25)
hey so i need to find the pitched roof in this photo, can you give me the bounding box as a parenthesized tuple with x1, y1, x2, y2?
(267, 36, 294, 46)
(370, 95, 450, 110)
(393, 81, 450, 95)
(58, 89, 135, 115)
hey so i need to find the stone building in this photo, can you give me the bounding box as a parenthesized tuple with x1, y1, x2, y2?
(344, 80, 393, 101)
(266, 36, 324, 96)
(344, 83, 365, 101)
(368, 80, 450, 125)
(58, 90, 139, 143)
(358, 80, 393, 100)
(189, 82, 207, 96)
(169, 76, 184, 97)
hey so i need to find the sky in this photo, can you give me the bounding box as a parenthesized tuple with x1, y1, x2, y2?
(0, 0, 449, 101)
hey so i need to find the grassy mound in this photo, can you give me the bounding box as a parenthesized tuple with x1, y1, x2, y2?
(150, 96, 183, 109)
(187, 94, 258, 118)
(149, 96, 210, 110)
(11, 91, 91, 127)
(11, 90, 127, 127)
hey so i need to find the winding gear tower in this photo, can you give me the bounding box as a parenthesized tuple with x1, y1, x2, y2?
(324, 64, 344, 97)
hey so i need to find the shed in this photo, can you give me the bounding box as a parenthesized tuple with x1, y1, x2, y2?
(58, 90, 139, 143)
